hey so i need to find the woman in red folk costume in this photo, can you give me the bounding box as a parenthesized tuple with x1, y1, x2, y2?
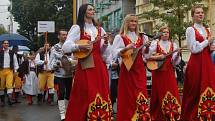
(148, 26, 181, 120)
(62, 4, 112, 121)
(181, 5, 215, 121)
(112, 14, 151, 121)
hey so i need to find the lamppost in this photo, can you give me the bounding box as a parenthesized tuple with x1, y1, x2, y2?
(73, 0, 77, 24)
(8, 0, 13, 34)
(208, 0, 215, 36)
(6, 15, 13, 34)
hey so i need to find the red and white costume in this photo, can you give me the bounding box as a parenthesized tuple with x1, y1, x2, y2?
(62, 23, 112, 121)
(112, 31, 151, 120)
(182, 23, 215, 120)
(148, 39, 181, 120)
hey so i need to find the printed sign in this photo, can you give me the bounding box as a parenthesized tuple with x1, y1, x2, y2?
(37, 21, 55, 33)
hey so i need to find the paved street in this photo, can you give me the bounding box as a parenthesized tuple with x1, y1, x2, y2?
(0, 96, 60, 121)
(0, 95, 117, 121)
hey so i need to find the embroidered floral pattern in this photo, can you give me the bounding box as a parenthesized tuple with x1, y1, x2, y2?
(132, 92, 151, 121)
(87, 94, 111, 121)
(198, 87, 215, 121)
(108, 97, 114, 121)
(161, 91, 181, 121)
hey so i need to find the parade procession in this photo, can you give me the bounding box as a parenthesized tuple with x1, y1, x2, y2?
(0, 0, 215, 121)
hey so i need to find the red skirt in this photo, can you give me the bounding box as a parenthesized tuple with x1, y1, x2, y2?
(150, 57, 181, 120)
(65, 53, 112, 121)
(116, 53, 150, 121)
(182, 49, 215, 121)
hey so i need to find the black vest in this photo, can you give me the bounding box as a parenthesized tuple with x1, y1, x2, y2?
(37, 51, 50, 72)
(18, 60, 29, 78)
(0, 50, 14, 69)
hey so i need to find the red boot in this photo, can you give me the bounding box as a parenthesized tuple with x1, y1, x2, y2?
(27, 95, 33, 105)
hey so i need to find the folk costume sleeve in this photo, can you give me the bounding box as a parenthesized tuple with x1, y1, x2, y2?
(112, 34, 125, 58)
(49, 47, 56, 70)
(13, 54, 19, 72)
(62, 25, 80, 53)
(186, 27, 209, 53)
(100, 27, 110, 63)
(35, 53, 44, 65)
(141, 35, 150, 61)
(145, 40, 158, 59)
(172, 42, 181, 65)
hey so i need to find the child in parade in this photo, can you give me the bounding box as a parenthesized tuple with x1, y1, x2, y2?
(19, 51, 38, 105)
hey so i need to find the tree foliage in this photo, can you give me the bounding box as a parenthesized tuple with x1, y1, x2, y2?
(144, 0, 203, 47)
(0, 25, 8, 35)
(9, 0, 73, 50)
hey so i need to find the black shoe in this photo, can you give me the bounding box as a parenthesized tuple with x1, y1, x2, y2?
(8, 100, 13, 106)
(61, 119, 65, 121)
(0, 101, 5, 107)
(37, 94, 43, 105)
(7, 94, 15, 106)
(14, 100, 21, 103)
(14, 92, 21, 103)
(48, 94, 55, 106)
(0, 103, 5, 107)
(0, 95, 5, 107)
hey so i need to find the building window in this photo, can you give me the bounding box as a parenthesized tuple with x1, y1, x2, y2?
(140, 22, 153, 34)
(114, 9, 122, 30)
(136, 0, 140, 5)
(107, 13, 113, 31)
(136, 6, 139, 14)
(88, 0, 94, 4)
(106, 9, 122, 32)
(143, 0, 149, 4)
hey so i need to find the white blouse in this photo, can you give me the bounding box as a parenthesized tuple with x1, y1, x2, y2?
(62, 23, 106, 53)
(2, 49, 19, 72)
(106, 44, 122, 65)
(186, 23, 210, 54)
(62, 23, 109, 61)
(111, 31, 149, 61)
(35, 52, 52, 71)
(29, 60, 36, 68)
(148, 39, 181, 65)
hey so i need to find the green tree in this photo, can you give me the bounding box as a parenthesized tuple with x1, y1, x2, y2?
(144, 0, 203, 47)
(9, 0, 73, 50)
(0, 25, 8, 35)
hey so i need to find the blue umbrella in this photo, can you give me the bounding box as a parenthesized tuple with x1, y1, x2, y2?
(10, 45, 30, 51)
(18, 45, 30, 51)
(0, 33, 30, 46)
(10, 45, 30, 55)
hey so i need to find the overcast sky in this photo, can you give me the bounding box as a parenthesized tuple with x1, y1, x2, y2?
(0, 0, 18, 33)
